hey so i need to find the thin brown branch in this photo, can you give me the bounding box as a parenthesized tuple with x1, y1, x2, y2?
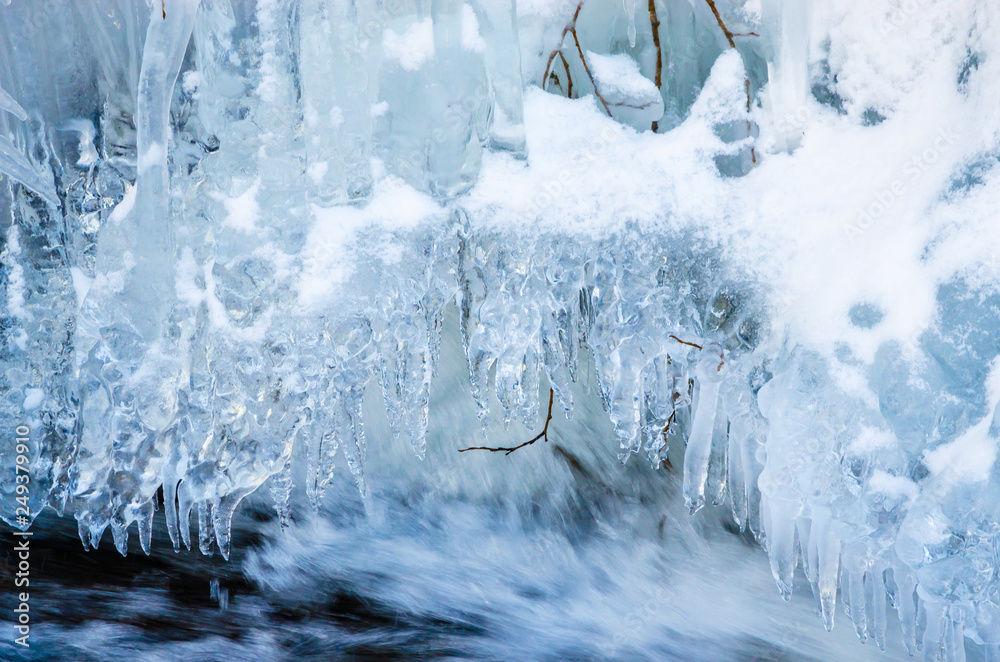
(544, 51, 574, 98)
(570, 25, 612, 116)
(662, 411, 676, 441)
(542, 3, 585, 90)
(703, 0, 736, 48)
(669, 334, 703, 350)
(648, 0, 663, 132)
(161, 0, 166, 19)
(542, 50, 566, 94)
(561, 52, 573, 98)
(746, 79, 757, 164)
(703, 0, 758, 165)
(459, 389, 555, 455)
(540, 1, 613, 116)
(660, 410, 676, 470)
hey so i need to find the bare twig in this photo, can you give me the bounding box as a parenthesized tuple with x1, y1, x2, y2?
(542, 48, 563, 91)
(570, 25, 612, 116)
(662, 411, 676, 441)
(660, 411, 675, 470)
(667, 334, 726, 371)
(544, 51, 574, 98)
(648, 0, 663, 132)
(704, 0, 736, 47)
(541, 2, 612, 116)
(702, 0, 758, 164)
(669, 334, 703, 350)
(745, 81, 757, 164)
(459, 389, 556, 455)
(161, 0, 166, 19)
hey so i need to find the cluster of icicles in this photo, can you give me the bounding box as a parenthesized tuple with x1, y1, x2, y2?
(72, 228, 995, 661)
(0, 1, 995, 660)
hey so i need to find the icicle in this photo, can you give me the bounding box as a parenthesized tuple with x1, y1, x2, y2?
(842, 567, 853, 621)
(520, 349, 542, 429)
(163, 472, 181, 552)
(847, 566, 868, 642)
(868, 566, 887, 651)
(895, 566, 920, 655)
(918, 599, 929, 651)
(0, 134, 60, 208)
(814, 514, 840, 631)
(944, 615, 966, 662)
(683, 343, 724, 513)
(642, 355, 674, 467)
(804, 517, 821, 607)
(706, 410, 728, 506)
(129, 0, 200, 338)
(727, 412, 747, 528)
(496, 348, 527, 428)
(298, 0, 375, 203)
(136, 500, 154, 556)
(760, 0, 810, 152)
(307, 426, 340, 510)
(377, 303, 432, 459)
(541, 312, 575, 419)
(336, 389, 370, 501)
(923, 601, 947, 662)
(177, 483, 194, 551)
(213, 489, 250, 561)
(623, 0, 638, 48)
(0, 84, 27, 121)
(90, 524, 104, 551)
(269, 455, 293, 529)
(77, 519, 91, 551)
(469, 346, 494, 430)
(198, 502, 214, 556)
(111, 514, 129, 557)
(796, 518, 813, 584)
(477, 0, 527, 156)
(745, 435, 766, 541)
(607, 353, 644, 460)
(766, 500, 798, 600)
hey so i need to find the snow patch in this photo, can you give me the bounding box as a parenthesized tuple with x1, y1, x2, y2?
(384, 19, 435, 71)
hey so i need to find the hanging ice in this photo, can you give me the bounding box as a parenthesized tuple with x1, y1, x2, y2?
(1, 1, 999, 660)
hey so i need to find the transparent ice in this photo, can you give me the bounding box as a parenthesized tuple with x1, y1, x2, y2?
(1, 1, 999, 660)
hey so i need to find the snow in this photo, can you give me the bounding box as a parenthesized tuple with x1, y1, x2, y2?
(383, 19, 435, 72)
(69, 267, 93, 309)
(108, 184, 137, 224)
(136, 142, 165, 174)
(62, 119, 99, 167)
(923, 420, 998, 485)
(211, 181, 261, 232)
(868, 470, 919, 504)
(22, 388, 43, 411)
(461, 4, 487, 53)
(298, 176, 443, 310)
(586, 51, 665, 126)
(589, 51, 649, 94)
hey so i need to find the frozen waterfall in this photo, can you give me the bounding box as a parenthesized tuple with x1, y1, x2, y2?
(2, 0, 1000, 660)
